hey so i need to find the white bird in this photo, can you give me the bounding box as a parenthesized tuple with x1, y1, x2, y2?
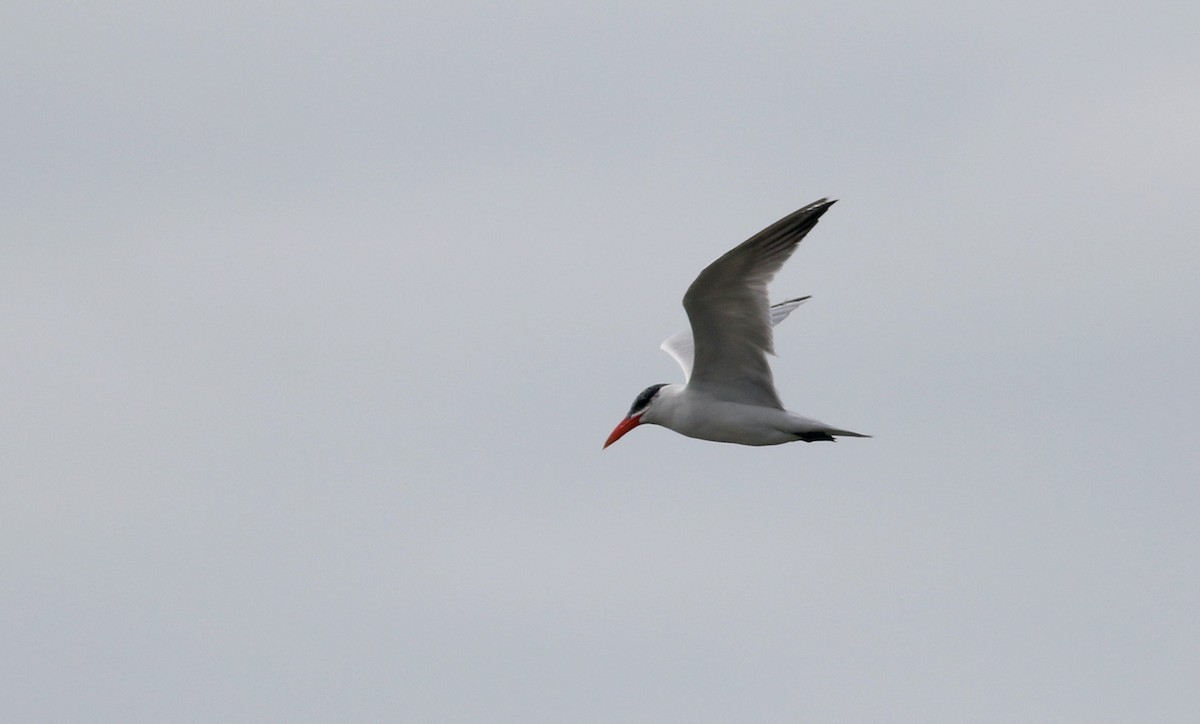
(604, 198, 869, 448)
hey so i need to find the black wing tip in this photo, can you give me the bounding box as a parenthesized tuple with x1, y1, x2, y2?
(796, 431, 836, 442)
(806, 197, 837, 216)
(772, 295, 812, 307)
(765, 199, 835, 246)
(785, 197, 837, 227)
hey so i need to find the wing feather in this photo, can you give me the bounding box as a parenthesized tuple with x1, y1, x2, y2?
(681, 199, 835, 406)
(660, 296, 811, 381)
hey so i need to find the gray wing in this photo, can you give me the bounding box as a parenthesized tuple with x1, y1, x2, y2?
(681, 198, 835, 407)
(660, 296, 811, 381)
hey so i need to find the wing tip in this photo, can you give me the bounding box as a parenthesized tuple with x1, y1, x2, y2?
(810, 197, 837, 215)
(772, 295, 812, 307)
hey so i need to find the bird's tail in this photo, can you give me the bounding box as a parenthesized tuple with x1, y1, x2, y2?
(794, 426, 871, 443)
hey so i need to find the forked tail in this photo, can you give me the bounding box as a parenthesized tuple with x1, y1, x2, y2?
(794, 427, 871, 443)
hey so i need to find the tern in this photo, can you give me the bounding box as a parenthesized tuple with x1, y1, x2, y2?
(604, 198, 869, 448)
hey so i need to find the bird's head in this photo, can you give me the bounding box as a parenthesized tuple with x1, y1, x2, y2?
(603, 383, 668, 449)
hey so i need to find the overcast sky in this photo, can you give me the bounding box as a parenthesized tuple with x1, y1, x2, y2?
(4, 2, 1199, 722)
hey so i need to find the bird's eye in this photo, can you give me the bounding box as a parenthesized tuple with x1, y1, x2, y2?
(629, 383, 667, 416)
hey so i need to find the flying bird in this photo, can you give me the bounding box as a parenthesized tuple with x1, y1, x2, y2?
(604, 198, 868, 448)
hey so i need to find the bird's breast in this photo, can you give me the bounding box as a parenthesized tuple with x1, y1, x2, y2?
(654, 393, 797, 446)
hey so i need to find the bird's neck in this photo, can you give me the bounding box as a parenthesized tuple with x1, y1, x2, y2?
(642, 384, 686, 426)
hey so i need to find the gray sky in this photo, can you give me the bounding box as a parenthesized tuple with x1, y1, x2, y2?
(4, 2, 1199, 722)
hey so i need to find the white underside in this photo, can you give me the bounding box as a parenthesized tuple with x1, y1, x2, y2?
(641, 384, 864, 446)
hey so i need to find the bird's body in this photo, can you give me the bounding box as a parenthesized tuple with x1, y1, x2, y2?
(605, 198, 868, 448)
(639, 385, 857, 446)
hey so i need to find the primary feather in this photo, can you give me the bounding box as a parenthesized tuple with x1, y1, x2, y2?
(682, 198, 835, 407)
